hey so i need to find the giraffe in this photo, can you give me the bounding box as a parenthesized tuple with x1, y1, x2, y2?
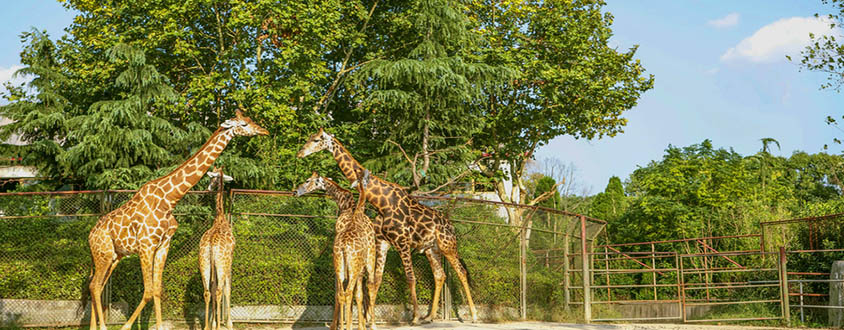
(199, 167, 235, 330)
(297, 129, 478, 324)
(294, 171, 377, 330)
(86, 110, 267, 330)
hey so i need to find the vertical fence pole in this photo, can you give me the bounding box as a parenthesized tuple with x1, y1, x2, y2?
(679, 255, 686, 323)
(603, 246, 610, 300)
(779, 246, 791, 324)
(652, 243, 657, 301)
(101, 190, 111, 322)
(563, 233, 570, 310)
(799, 281, 804, 323)
(520, 219, 527, 320)
(580, 215, 591, 323)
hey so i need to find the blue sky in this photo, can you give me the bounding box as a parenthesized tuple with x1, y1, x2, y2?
(535, 1, 844, 194)
(1, 1, 843, 195)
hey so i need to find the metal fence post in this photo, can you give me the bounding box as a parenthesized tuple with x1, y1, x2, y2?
(779, 246, 791, 324)
(563, 233, 571, 310)
(580, 215, 591, 323)
(520, 219, 527, 320)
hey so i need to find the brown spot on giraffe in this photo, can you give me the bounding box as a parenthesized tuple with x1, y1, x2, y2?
(298, 129, 478, 324)
(86, 110, 267, 330)
(295, 171, 377, 330)
(199, 167, 235, 330)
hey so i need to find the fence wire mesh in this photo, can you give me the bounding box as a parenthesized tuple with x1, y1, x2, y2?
(0, 189, 599, 327)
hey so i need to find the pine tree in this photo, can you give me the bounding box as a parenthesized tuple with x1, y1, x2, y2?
(58, 44, 208, 189)
(350, 0, 509, 191)
(591, 176, 627, 222)
(0, 30, 71, 182)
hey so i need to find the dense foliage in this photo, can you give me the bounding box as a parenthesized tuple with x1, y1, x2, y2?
(597, 139, 844, 253)
(0, 0, 651, 196)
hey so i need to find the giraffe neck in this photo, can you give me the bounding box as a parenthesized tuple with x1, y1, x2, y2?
(330, 138, 366, 182)
(323, 178, 355, 211)
(328, 136, 412, 211)
(156, 127, 235, 206)
(212, 175, 227, 227)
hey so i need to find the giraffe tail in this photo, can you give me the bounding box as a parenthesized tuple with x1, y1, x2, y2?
(458, 257, 474, 289)
(77, 260, 94, 317)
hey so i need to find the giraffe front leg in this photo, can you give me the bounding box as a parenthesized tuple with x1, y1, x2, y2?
(120, 250, 155, 330)
(152, 236, 174, 330)
(397, 249, 419, 325)
(422, 248, 445, 324)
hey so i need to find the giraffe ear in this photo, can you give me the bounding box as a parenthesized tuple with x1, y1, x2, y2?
(221, 119, 238, 128)
(207, 172, 219, 178)
(222, 174, 234, 182)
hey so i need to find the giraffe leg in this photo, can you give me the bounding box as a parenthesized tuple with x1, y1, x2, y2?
(151, 237, 173, 330)
(333, 250, 346, 330)
(371, 240, 390, 306)
(331, 277, 342, 330)
(199, 244, 212, 330)
(396, 248, 420, 325)
(365, 245, 378, 330)
(355, 277, 364, 330)
(422, 248, 445, 323)
(443, 251, 477, 323)
(213, 248, 226, 330)
(224, 272, 233, 330)
(120, 250, 155, 330)
(344, 274, 355, 330)
(89, 256, 113, 330)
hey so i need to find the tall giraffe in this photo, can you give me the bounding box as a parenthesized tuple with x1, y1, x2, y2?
(294, 171, 377, 330)
(86, 110, 267, 330)
(297, 129, 478, 324)
(199, 167, 235, 330)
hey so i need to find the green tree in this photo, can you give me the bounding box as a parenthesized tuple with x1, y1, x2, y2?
(591, 176, 627, 222)
(347, 0, 509, 192)
(793, 0, 844, 150)
(0, 30, 71, 183)
(472, 0, 654, 228)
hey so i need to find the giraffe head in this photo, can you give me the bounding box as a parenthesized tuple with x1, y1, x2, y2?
(296, 128, 334, 158)
(221, 109, 269, 136)
(294, 172, 328, 197)
(206, 166, 234, 191)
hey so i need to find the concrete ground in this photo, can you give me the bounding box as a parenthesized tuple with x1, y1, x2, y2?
(257, 321, 817, 330)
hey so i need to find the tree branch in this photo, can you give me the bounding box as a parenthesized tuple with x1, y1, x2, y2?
(314, 0, 379, 113)
(527, 179, 564, 206)
(415, 156, 491, 195)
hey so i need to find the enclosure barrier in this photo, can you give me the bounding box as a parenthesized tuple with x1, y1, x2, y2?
(0, 189, 604, 327)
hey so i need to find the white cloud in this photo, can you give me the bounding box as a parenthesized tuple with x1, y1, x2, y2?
(0, 65, 26, 87)
(721, 16, 841, 63)
(708, 13, 740, 28)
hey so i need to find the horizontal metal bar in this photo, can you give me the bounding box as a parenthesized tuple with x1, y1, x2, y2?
(789, 279, 844, 283)
(591, 251, 678, 256)
(791, 304, 844, 310)
(789, 293, 828, 297)
(237, 212, 336, 219)
(684, 317, 782, 323)
(591, 268, 678, 274)
(591, 300, 680, 305)
(788, 272, 830, 276)
(788, 248, 844, 253)
(683, 283, 779, 290)
(599, 234, 760, 248)
(592, 316, 682, 321)
(761, 212, 844, 225)
(683, 268, 776, 274)
(591, 284, 679, 289)
(684, 299, 780, 306)
(681, 251, 777, 257)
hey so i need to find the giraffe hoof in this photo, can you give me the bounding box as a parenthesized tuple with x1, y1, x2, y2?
(420, 317, 433, 324)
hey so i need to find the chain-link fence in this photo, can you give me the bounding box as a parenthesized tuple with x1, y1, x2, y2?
(0, 189, 603, 327)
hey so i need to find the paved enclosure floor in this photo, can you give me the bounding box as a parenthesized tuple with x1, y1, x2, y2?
(263, 321, 815, 330)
